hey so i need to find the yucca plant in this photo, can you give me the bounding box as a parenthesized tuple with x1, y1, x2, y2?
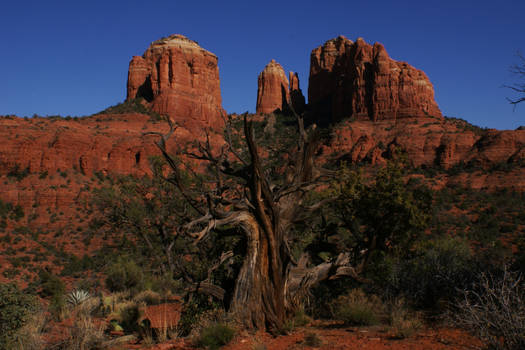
(67, 289, 90, 306)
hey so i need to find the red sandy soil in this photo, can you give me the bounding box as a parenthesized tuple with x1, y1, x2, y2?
(133, 326, 482, 350)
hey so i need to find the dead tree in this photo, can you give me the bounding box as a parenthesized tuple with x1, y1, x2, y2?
(147, 112, 356, 332)
(506, 51, 525, 107)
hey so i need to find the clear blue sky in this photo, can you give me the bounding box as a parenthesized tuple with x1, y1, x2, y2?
(1, 0, 524, 129)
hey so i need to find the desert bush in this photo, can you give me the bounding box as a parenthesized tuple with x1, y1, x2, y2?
(119, 303, 142, 333)
(39, 270, 67, 319)
(178, 294, 223, 336)
(292, 308, 312, 327)
(39, 270, 65, 297)
(386, 298, 422, 339)
(133, 289, 162, 305)
(55, 314, 107, 350)
(331, 288, 384, 326)
(67, 289, 91, 306)
(375, 237, 476, 309)
(105, 258, 144, 293)
(0, 283, 39, 348)
(454, 269, 525, 350)
(13, 312, 46, 350)
(195, 323, 235, 350)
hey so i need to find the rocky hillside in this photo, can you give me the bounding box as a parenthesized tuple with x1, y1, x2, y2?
(0, 34, 524, 282)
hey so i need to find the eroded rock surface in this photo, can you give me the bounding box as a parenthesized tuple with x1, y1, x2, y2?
(256, 60, 290, 114)
(309, 36, 442, 124)
(127, 34, 223, 130)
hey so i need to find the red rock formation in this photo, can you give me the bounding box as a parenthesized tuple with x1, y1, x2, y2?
(309, 36, 442, 124)
(127, 34, 223, 130)
(289, 72, 306, 113)
(256, 60, 290, 114)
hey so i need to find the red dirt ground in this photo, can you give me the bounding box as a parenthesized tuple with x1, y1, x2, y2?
(134, 325, 482, 350)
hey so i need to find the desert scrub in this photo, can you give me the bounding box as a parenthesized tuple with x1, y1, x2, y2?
(331, 288, 384, 326)
(0, 283, 39, 349)
(454, 269, 525, 350)
(195, 323, 235, 350)
(386, 298, 422, 339)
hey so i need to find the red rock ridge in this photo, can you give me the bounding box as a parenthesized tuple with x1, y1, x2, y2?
(309, 36, 442, 124)
(127, 34, 224, 131)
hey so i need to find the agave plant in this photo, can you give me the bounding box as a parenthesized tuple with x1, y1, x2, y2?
(67, 289, 90, 306)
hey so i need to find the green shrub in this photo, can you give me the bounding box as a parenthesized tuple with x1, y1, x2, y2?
(105, 258, 144, 293)
(7, 164, 30, 181)
(195, 323, 235, 350)
(331, 289, 384, 326)
(133, 290, 161, 305)
(119, 304, 142, 333)
(39, 270, 65, 298)
(292, 308, 311, 327)
(373, 237, 476, 309)
(0, 283, 39, 349)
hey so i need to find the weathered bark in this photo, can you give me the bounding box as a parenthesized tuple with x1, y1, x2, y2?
(148, 113, 357, 332)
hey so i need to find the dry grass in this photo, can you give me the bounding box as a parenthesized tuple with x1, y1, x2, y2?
(331, 289, 385, 326)
(14, 312, 46, 350)
(386, 298, 422, 339)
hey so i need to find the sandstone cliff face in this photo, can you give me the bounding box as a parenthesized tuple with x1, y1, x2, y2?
(127, 34, 223, 130)
(309, 36, 442, 124)
(256, 61, 306, 114)
(327, 117, 525, 174)
(256, 60, 290, 114)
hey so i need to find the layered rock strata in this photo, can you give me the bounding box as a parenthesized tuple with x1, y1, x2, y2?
(127, 34, 223, 130)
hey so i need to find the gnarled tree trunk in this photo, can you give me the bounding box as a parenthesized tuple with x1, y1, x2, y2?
(149, 112, 358, 332)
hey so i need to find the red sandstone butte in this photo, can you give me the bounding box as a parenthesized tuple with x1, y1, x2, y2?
(127, 34, 223, 130)
(309, 36, 442, 124)
(256, 60, 306, 114)
(256, 60, 290, 114)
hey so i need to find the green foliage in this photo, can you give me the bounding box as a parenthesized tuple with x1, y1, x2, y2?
(119, 304, 142, 333)
(195, 323, 235, 350)
(0, 199, 25, 222)
(371, 237, 476, 309)
(11, 204, 25, 221)
(105, 257, 144, 293)
(38, 270, 66, 319)
(0, 283, 39, 349)
(179, 294, 222, 336)
(97, 98, 163, 120)
(39, 270, 65, 298)
(61, 254, 95, 277)
(7, 164, 30, 181)
(311, 161, 431, 272)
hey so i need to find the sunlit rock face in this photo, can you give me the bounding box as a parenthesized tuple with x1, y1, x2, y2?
(256, 60, 306, 114)
(127, 34, 224, 130)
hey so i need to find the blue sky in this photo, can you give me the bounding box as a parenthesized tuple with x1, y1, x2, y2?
(1, 0, 524, 129)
